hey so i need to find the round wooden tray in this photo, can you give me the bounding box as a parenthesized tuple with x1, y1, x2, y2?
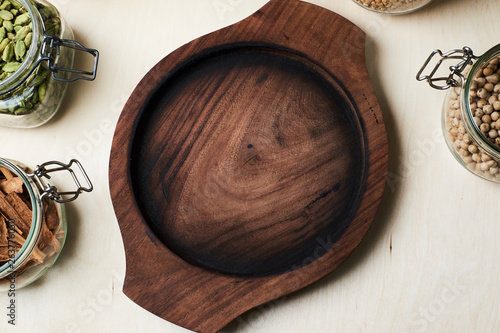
(110, 0, 388, 332)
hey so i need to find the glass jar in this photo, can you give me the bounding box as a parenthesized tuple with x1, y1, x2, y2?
(418, 46, 500, 182)
(0, 0, 99, 128)
(0, 158, 92, 290)
(352, 0, 433, 14)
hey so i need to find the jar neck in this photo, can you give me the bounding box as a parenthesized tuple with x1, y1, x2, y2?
(461, 44, 500, 160)
(0, 158, 43, 279)
(0, 0, 44, 95)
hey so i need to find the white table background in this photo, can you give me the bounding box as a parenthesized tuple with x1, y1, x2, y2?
(1, 0, 499, 332)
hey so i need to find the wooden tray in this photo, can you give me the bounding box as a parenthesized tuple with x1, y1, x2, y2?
(109, 0, 388, 332)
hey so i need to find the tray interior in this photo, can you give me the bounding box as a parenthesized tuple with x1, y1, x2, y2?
(129, 45, 367, 276)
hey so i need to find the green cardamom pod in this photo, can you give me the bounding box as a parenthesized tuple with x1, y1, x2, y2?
(14, 25, 28, 40)
(38, 82, 47, 102)
(0, 2, 10, 11)
(23, 31, 31, 47)
(0, 37, 9, 52)
(3, 20, 13, 32)
(10, 1, 22, 10)
(0, 10, 13, 21)
(31, 88, 39, 104)
(1, 41, 13, 62)
(0, 26, 5, 41)
(9, 9, 18, 16)
(3, 61, 20, 72)
(13, 12, 28, 26)
(14, 107, 27, 115)
(14, 39, 24, 60)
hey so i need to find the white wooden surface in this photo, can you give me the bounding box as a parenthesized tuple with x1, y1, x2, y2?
(1, 0, 499, 332)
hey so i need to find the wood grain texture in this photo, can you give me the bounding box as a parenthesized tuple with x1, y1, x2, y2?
(109, 0, 388, 332)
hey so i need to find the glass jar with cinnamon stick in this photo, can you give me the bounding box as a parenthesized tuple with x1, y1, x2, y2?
(0, 158, 92, 290)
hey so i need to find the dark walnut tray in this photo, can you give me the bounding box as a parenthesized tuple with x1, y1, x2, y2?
(109, 0, 388, 332)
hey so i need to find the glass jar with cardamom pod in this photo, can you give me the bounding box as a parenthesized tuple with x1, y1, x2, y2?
(352, 0, 433, 14)
(0, 0, 99, 128)
(0, 158, 92, 290)
(417, 45, 500, 182)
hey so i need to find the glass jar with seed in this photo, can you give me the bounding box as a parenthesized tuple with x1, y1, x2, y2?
(0, 0, 99, 128)
(0, 158, 92, 290)
(352, 0, 433, 14)
(417, 45, 500, 183)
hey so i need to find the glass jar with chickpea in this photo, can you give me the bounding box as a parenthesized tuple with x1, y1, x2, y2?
(418, 45, 500, 182)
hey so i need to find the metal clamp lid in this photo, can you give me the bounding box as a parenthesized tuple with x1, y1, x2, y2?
(416, 47, 479, 90)
(41, 34, 99, 83)
(28, 159, 93, 203)
(0, 35, 99, 97)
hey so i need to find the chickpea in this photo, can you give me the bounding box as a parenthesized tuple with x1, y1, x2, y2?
(489, 129, 499, 139)
(486, 74, 500, 84)
(491, 111, 500, 121)
(484, 67, 494, 76)
(476, 77, 486, 87)
(477, 88, 490, 99)
(478, 99, 488, 108)
(463, 133, 472, 144)
(494, 101, 500, 111)
(473, 116, 481, 127)
(482, 153, 492, 162)
(480, 123, 491, 132)
(484, 104, 494, 115)
(469, 145, 479, 154)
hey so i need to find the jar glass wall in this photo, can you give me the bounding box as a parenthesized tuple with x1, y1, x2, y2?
(0, 158, 67, 290)
(441, 46, 500, 182)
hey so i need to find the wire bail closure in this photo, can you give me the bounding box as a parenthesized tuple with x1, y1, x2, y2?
(0, 34, 99, 97)
(41, 34, 99, 83)
(416, 47, 478, 90)
(28, 159, 93, 204)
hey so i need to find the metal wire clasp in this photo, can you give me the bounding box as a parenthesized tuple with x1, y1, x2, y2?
(41, 34, 99, 82)
(416, 47, 479, 90)
(28, 159, 93, 204)
(0, 36, 99, 97)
